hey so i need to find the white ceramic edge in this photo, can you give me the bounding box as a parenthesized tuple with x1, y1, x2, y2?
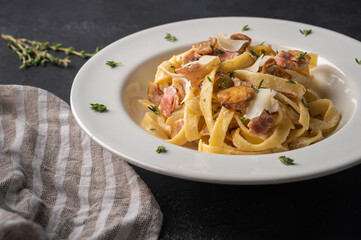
(70, 17, 361, 185)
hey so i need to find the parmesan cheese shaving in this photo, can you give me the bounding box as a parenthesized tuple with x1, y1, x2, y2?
(243, 55, 272, 72)
(244, 89, 279, 119)
(214, 33, 248, 52)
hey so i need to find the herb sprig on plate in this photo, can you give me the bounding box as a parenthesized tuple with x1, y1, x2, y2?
(299, 29, 312, 37)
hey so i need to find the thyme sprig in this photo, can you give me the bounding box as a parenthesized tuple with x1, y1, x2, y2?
(242, 24, 250, 32)
(165, 33, 177, 42)
(90, 103, 107, 113)
(1, 34, 100, 69)
(106, 61, 122, 68)
(279, 156, 295, 166)
(299, 29, 312, 37)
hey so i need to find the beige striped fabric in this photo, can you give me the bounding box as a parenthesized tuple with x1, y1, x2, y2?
(0, 85, 163, 240)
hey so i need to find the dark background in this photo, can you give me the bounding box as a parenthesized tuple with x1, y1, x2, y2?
(1, 0, 361, 239)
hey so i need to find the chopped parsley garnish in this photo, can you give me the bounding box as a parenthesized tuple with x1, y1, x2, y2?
(219, 76, 228, 89)
(170, 65, 175, 68)
(242, 24, 250, 32)
(299, 29, 312, 37)
(239, 117, 249, 122)
(212, 108, 219, 116)
(106, 61, 121, 68)
(301, 98, 309, 108)
(287, 80, 296, 84)
(156, 145, 166, 153)
(228, 70, 235, 77)
(296, 52, 307, 60)
(148, 105, 160, 115)
(356, 58, 361, 65)
(165, 33, 177, 42)
(251, 79, 264, 93)
(214, 47, 225, 54)
(247, 49, 259, 58)
(260, 41, 265, 45)
(90, 103, 107, 112)
(207, 76, 213, 82)
(150, 128, 156, 131)
(279, 156, 295, 165)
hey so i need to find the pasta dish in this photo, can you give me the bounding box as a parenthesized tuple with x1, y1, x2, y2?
(139, 33, 340, 154)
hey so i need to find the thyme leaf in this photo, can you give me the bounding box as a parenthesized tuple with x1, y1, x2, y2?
(90, 103, 107, 113)
(279, 156, 295, 165)
(165, 33, 177, 42)
(299, 29, 312, 37)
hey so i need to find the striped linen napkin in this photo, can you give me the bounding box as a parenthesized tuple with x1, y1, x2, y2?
(0, 85, 162, 239)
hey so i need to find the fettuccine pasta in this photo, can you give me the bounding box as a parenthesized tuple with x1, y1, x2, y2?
(139, 33, 340, 154)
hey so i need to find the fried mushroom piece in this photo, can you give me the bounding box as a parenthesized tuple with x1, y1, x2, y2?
(229, 33, 252, 53)
(192, 38, 217, 55)
(217, 85, 255, 110)
(262, 58, 292, 79)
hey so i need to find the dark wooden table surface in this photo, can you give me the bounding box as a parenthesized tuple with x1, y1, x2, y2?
(1, 0, 361, 239)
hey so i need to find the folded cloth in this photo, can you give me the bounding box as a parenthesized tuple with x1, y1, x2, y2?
(0, 85, 162, 239)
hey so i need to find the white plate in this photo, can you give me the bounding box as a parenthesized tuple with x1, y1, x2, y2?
(71, 17, 361, 184)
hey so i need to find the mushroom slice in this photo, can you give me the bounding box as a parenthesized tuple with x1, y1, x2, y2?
(217, 85, 255, 110)
(262, 58, 292, 79)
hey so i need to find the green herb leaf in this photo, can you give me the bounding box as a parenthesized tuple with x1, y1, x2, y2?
(239, 117, 249, 122)
(207, 76, 213, 82)
(287, 80, 296, 84)
(251, 79, 263, 93)
(221, 76, 228, 89)
(279, 156, 295, 166)
(228, 70, 235, 77)
(90, 103, 107, 112)
(148, 105, 160, 115)
(299, 29, 312, 37)
(212, 108, 219, 116)
(260, 41, 265, 45)
(65, 46, 75, 55)
(214, 47, 225, 54)
(247, 49, 259, 58)
(242, 24, 250, 32)
(296, 52, 307, 60)
(156, 145, 166, 153)
(356, 58, 361, 65)
(165, 33, 177, 42)
(150, 128, 156, 131)
(301, 98, 309, 108)
(106, 60, 122, 68)
(52, 43, 62, 50)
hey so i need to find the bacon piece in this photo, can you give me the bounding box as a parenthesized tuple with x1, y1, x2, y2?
(274, 50, 311, 70)
(248, 110, 275, 136)
(175, 63, 208, 86)
(147, 82, 163, 105)
(171, 119, 184, 138)
(159, 86, 179, 117)
(262, 58, 292, 79)
(213, 50, 238, 61)
(181, 49, 202, 65)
